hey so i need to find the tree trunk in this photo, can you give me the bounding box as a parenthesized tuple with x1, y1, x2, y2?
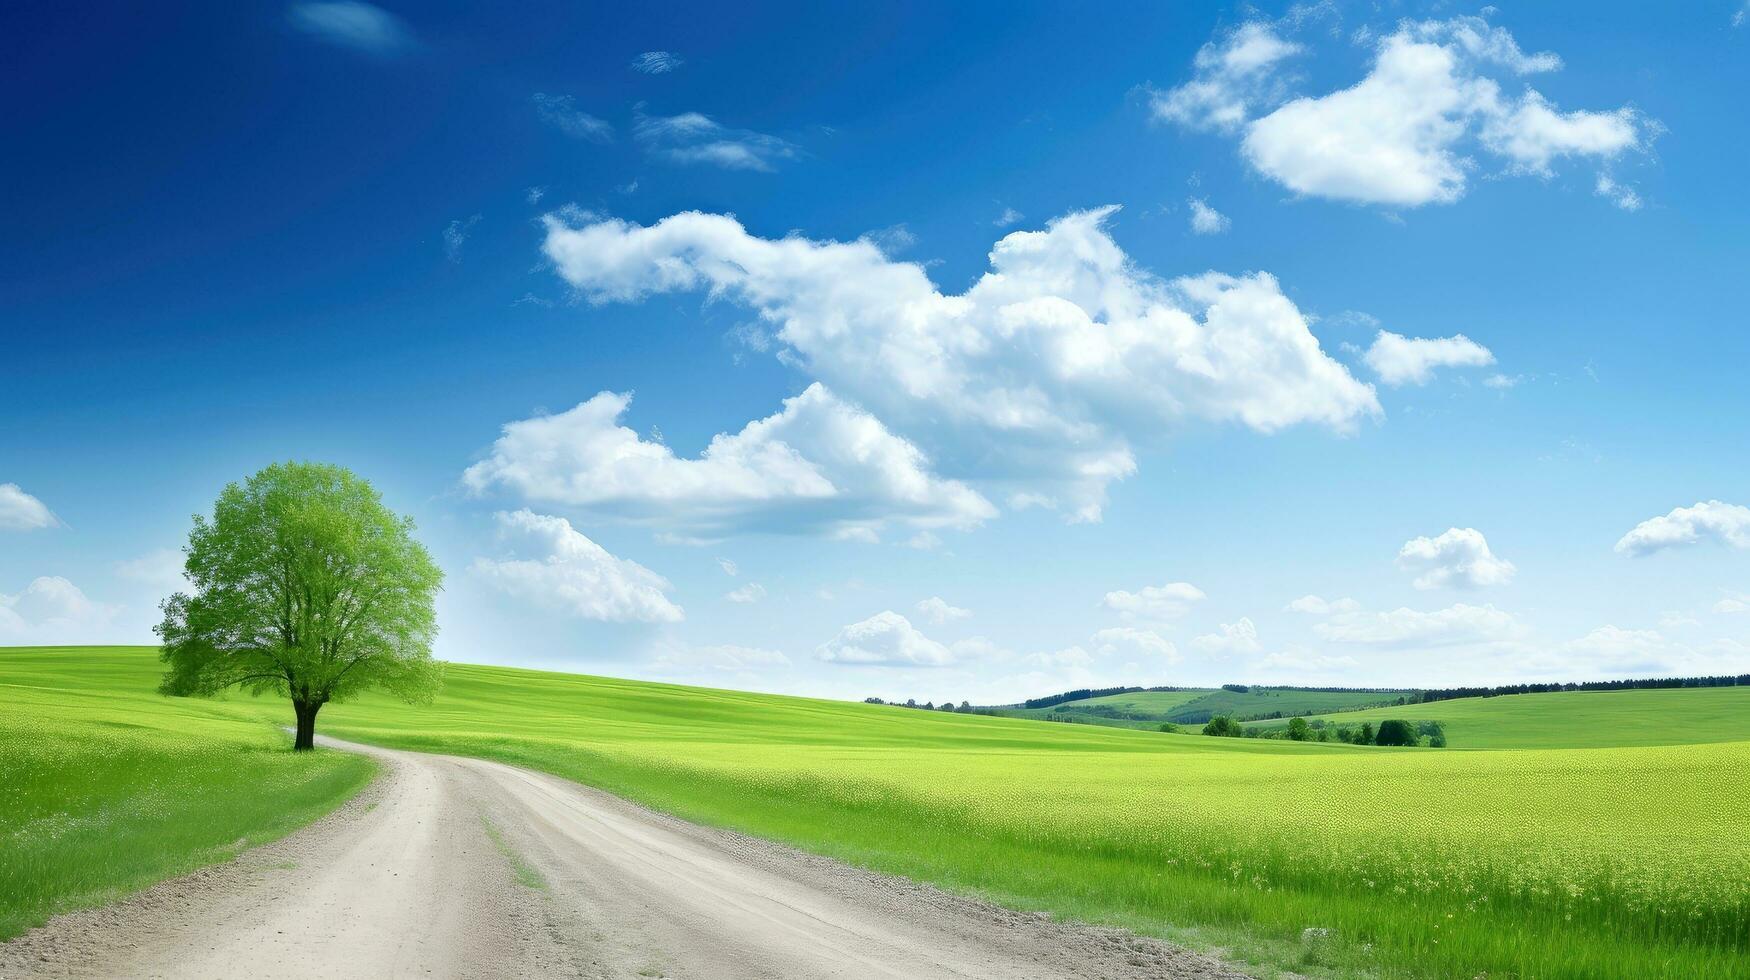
(293, 699, 322, 751)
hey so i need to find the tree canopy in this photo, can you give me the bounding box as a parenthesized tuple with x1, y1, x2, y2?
(1375, 719, 1419, 747)
(1202, 715, 1244, 737)
(158, 462, 443, 749)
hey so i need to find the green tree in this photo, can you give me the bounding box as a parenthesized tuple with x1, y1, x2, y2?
(1358, 722, 1376, 744)
(1286, 716, 1311, 741)
(1375, 719, 1419, 746)
(1202, 715, 1244, 737)
(157, 462, 444, 751)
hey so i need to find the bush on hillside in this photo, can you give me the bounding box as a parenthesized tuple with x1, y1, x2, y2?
(1202, 715, 1244, 737)
(1375, 719, 1419, 746)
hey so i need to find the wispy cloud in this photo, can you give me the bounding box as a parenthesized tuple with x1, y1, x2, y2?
(0, 483, 59, 531)
(443, 214, 480, 262)
(630, 51, 683, 74)
(1187, 197, 1230, 235)
(1595, 174, 1643, 212)
(633, 109, 799, 171)
(725, 583, 767, 603)
(533, 94, 613, 143)
(287, 2, 413, 54)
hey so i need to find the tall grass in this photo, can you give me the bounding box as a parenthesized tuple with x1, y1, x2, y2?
(0, 647, 374, 940)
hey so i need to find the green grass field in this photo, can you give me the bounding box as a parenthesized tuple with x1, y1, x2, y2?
(993, 686, 1413, 730)
(6, 647, 1749, 979)
(0, 647, 375, 941)
(1239, 686, 1750, 748)
(312, 657, 1746, 980)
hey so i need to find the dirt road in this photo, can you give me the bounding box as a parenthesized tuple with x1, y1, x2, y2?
(1, 738, 1250, 980)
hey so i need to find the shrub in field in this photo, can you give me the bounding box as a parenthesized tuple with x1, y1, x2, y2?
(1287, 717, 1311, 741)
(1375, 719, 1419, 746)
(1201, 715, 1244, 737)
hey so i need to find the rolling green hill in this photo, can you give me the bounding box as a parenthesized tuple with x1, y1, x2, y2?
(1241, 685, 1750, 748)
(6, 646, 1749, 980)
(993, 686, 1413, 730)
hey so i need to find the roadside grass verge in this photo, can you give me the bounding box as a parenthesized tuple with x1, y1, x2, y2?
(0, 647, 375, 940)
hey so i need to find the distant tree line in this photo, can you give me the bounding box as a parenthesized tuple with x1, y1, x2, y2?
(1019, 686, 1144, 709)
(864, 697, 975, 713)
(1008, 683, 1408, 711)
(1202, 715, 1446, 747)
(1418, 674, 1750, 703)
(877, 674, 1750, 721)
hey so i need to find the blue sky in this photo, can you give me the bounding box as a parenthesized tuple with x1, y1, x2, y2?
(4, 1, 1749, 702)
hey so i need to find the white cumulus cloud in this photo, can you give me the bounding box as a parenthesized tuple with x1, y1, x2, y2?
(915, 596, 971, 624)
(1101, 582, 1206, 621)
(1162, 16, 1648, 208)
(1615, 501, 1750, 557)
(1397, 528, 1516, 590)
(1363, 330, 1495, 386)
(817, 611, 953, 667)
(471, 510, 683, 624)
(464, 383, 993, 541)
(540, 207, 1378, 520)
(1152, 22, 1302, 132)
(0, 484, 58, 530)
(1284, 594, 1360, 615)
(1090, 627, 1180, 662)
(1191, 617, 1262, 654)
(0, 577, 118, 643)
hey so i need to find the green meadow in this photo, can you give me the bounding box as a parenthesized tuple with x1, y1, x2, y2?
(6, 646, 1750, 979)
(1239, 685, 1750, 748)
(0, 647, 373, 941)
